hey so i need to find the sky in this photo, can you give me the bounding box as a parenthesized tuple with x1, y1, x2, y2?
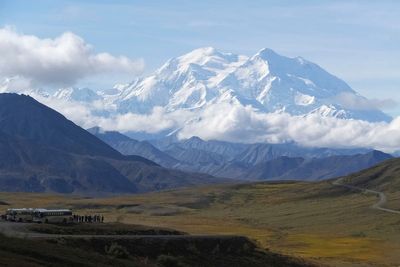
(0, 0, 399, 114)
(2, 0, 400, 151)
(0, 0, 400, 115)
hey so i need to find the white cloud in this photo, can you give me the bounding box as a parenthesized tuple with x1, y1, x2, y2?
(33, 94, 191, 134)
(0, 76, 32, 93)
(34, 94, 96, 127)
(31, 94, 400, 153)
(97, 107, 193, 134)
(0, 26, 144, 86)
(177, 103, 400, 152)
(334, 92, 397, 110)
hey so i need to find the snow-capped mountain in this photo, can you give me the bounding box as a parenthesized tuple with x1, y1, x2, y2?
(109, 47, 390, 122)
(115, 47, 248, 113)
(0, 47, 391, 135)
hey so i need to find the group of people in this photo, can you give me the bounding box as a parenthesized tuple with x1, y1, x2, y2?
(73, 214, 104, 223)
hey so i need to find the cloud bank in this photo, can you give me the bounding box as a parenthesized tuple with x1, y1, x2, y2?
(32, 93, 400, 153)
(335, 92, 397, 110)
(0, 27, 144, 86)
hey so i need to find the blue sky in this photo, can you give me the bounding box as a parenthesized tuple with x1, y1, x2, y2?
(1, 0, 399, 115)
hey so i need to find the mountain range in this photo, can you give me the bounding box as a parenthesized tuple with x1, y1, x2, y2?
(51, 47, 390, 122)
(3, 47, 391, 144)
(0, 93, 223, 194)
(90, 128, 393, 181)
(0, 47, 395, 193)
(111, 47, 390, 121)
(0, 93, 389, 194)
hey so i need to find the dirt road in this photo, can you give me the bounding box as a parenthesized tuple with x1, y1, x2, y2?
(332, 180, 400, 214)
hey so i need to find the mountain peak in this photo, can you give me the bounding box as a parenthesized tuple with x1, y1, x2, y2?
(254, 48, 311, 68)
(189, 46, 218, 56)
(175, 47, 244, 69)
(255, 48, 280, 59)
(185, 136, 205, 143)
(178, 47, 220, 63)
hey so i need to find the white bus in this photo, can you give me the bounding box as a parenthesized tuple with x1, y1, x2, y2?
(32, 209, 73, 224)
(6, 208, 35, 222)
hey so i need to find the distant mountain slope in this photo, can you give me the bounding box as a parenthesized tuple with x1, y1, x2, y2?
(96, 130, 391, 181)
(0, 93, 223, 193)
(338, 157, 400, 192)
(163, 136, 248, 160)
(88, 127, 180, 168)
(234, 143, 369, 165)
(247, 150, 393, 181)
(243, 157, 305, 179)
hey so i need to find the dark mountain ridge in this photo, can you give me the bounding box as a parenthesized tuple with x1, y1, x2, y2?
(0, 93, 222, 194)
(87, 127, 179, 168)
(0, 94, 122, 159)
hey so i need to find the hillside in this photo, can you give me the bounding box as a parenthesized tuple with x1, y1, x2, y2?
(0, 93, 122, 159)
(0, 93, 223, 193)
(253, 150, 393, 181)
(4, 175, 400, 266)
(338, 157, 400, 192)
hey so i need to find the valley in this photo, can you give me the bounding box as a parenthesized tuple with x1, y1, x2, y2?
(0, 93, 398, 267)
(2, 171, 400, 266)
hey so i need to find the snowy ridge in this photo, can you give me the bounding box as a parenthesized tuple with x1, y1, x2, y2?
(53, 87, 102, 102)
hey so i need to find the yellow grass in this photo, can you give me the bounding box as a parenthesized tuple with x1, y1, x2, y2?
(2, 181, 400, 266)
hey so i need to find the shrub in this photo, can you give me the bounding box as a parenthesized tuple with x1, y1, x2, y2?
(186, 243, 200, 255)
(211, 244, 220, 254)
(156, 255, 185, 267)
(104, 242, 129, 259)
